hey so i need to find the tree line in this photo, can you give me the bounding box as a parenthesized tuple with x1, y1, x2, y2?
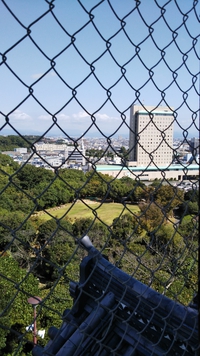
(0, 135, 66, 152)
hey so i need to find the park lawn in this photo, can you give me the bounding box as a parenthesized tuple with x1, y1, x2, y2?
(36, 200, 140, 226)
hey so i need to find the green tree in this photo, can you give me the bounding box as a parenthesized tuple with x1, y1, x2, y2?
(178, 188, 199, 216)
(0, 135, 34, 151)
(85, 220, 109, 249)
(119, 177, 146, 202)
(0, 153, 19, 171)
(112, 213, 142, 241)
(59, 168, 86, 188)
(139, 202, 164, 232)
(108, 180, 126, 202)
(0, 211, 36, 268)
(81, 172, 108, 198)
(39, 277, 74, 343)
(187, 201, 199, 215)
(0, 256, 40, 354)
(38, 218, 73, 256)
(36, 218, 74, 279)
(0, 211, 36, 246)
(125, 184, 154, 203)
(72, 217, 94, 238)
(153, 224, 184, 254)
(72, 218, 109, 249)
(35, 182, 60, 210)
(134, 185, 150, 202)
(119, 146, 129, 161)
(149, 179, 163, 187)
(15, 165, 54, 190)
(178, 215, 198, 242)
(0, 186, 35, 213)
(155, 185, 184, 215)
(37, 218, 58, 245)
(184, 189, 199, 203)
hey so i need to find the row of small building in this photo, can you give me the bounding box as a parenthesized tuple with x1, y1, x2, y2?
(3, 144, 199, 183)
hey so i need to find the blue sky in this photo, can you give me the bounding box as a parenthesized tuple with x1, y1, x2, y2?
(0, 0, 199, 139)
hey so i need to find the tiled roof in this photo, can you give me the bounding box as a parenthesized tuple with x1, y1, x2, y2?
(33, 237, 199, 356)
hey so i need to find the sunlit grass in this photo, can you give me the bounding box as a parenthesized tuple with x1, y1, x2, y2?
(36, 200, 140, 225)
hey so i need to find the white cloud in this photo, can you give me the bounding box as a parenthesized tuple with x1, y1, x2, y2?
(31, 71, 57, 79)
(31, 73, 43, 79)
(71, 111, 120, 122)
(10, 110, 31, 120)
(96, 113, 120, 122)
(49, 71, 56, 77)
(38, 113, 70, 121)
(57, 113, 70, 120)
(38, 114, 51, 120)
(0, 110, 122, 136)
(72, 111, 89, 119)
(96, 113, 110, 120)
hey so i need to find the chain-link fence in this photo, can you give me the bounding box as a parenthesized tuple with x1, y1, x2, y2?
(0, 0, 199, 355)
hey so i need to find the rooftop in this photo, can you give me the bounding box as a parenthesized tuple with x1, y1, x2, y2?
(137, 110, 173, 115)
(95, 163, 199, 171)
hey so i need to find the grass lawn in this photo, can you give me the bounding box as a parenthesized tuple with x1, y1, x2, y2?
(36, 200, 140, 226)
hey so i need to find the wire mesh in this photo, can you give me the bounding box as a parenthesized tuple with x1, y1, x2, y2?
(0, 0, 199, 355)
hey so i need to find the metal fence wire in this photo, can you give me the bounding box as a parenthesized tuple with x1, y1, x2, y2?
(0, 0, 199, 355)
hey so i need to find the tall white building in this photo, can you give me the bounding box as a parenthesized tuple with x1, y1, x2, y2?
(129, 105, 174, 166)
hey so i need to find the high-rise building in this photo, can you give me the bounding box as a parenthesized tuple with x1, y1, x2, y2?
(129, 105, 174, 166)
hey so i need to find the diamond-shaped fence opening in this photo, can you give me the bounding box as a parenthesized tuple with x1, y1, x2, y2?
(0, 1, 199, 355)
